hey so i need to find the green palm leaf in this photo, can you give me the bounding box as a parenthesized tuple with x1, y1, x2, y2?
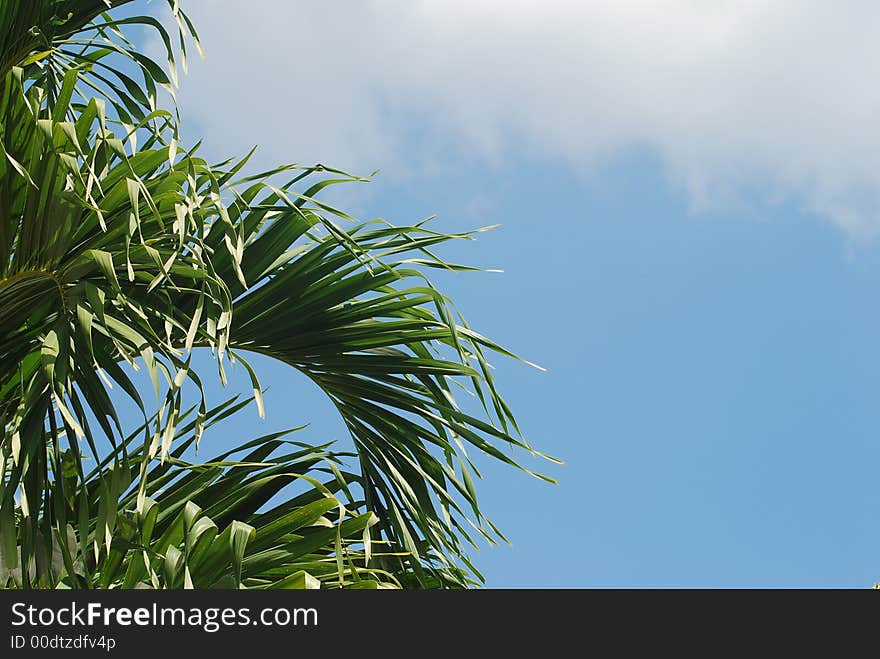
(1, 396, 401, 589)
(0, 0, 558, 588)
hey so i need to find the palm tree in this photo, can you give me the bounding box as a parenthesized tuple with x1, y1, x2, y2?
(0, 0, 556, 589)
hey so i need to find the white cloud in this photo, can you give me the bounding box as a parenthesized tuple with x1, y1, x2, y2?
(169, 0, 880, 237)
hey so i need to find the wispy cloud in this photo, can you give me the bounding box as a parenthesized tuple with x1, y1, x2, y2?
(170, 1, 880, 237)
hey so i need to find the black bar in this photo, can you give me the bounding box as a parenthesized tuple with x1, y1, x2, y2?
(0, 589, 874, 653)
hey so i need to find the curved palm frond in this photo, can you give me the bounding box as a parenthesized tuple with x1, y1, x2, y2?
(0, 0, 557, 588)
(221, 203, 559, 584)
(0, 396, 400, 589)
(1, 0, 197, 123)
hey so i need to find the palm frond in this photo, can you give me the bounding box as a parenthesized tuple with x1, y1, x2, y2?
(222, 208, 560, 583)
(0, 396, 401, 589)
(0, 0, 557, 588)
(1, 0, 198, 132)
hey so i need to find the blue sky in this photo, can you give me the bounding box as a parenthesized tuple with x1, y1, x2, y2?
(144, 1, 880, 587)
